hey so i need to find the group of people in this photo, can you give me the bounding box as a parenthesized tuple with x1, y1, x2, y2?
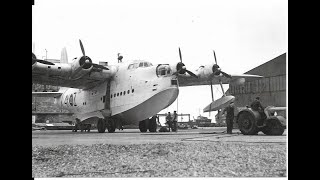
(222, 96, 264, 134)
(165, 111, 178, 132)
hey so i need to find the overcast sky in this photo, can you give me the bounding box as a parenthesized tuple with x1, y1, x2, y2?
(32, 0, 287, 123)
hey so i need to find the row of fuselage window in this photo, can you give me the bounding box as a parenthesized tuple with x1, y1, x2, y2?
(111, 89, 135, 99)
(79, 89, 136, 106)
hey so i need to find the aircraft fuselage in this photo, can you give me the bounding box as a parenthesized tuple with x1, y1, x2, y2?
(57, 62, 179, 125)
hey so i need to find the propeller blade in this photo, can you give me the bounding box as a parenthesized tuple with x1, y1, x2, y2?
(36, 59, 55, 65)
(185, 69, 198, 78)
(213, 50, 217, 64)
(92, 63, 109, 70)
(32, 52, 55, 65)
(178, 47, 182, 62)
(210, 80, 214, 101)
(220, 70, 232, 79)
(209, 80, 214, 117)
(79, 39, 86, 56)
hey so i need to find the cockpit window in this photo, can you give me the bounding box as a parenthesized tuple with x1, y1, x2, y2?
(128, 61, 153, 69)
(128, 64, 134, 69)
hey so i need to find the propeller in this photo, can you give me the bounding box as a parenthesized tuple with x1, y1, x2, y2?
(32, 52, 55, 65)
(211, 50, 231, 79)
(174, 48, 198, 78)
(209, 80, 214, 116)
(78, 39, 109, 70)
(206, 50, 230, 114)
(79, 39, 86, 56)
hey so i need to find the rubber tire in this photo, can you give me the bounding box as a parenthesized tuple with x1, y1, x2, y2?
(97, 118, 106, 133)
(238, 111, 259, 135)
(148, 118, 157, 132)
(139, 120, 148, 132)
(262, 117, 285, 136)
(159, 127, 169, 132)
(107, 119, 116, 133)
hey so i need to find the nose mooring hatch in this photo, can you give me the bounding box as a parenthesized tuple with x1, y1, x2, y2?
(171, 79, 178, 85)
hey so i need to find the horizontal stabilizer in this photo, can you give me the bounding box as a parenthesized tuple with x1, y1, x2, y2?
(32, 92, 63, 98)
(203, 95, 235, 112)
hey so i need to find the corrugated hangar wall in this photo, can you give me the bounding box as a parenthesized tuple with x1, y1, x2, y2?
(227, 53, 286, 117)
(32, 84, 74, 123)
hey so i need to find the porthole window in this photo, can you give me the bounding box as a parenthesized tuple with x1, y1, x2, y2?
(114, 93, 116, 97)
(124, 91, 126, 95)
(132, 89, 134, 93)
(120, 92, 122, 96)
(127, 90, 130, 94)
(117, 93, 119, 96)
(111, 94, 113, 98)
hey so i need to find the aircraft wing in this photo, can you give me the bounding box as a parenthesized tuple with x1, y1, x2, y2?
(177, 63, 263, 87)
(178, 73, 262, 87)
(32, 61, 117, 89)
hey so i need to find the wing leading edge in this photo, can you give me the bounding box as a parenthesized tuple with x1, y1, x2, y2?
(32, 60, 117, 89)
(178, 73, 263, 87)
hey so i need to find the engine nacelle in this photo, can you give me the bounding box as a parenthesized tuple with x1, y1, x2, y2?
(194, 63, 215, 78)
(70, 56, 93, 79)
(32, 52, 37, 70)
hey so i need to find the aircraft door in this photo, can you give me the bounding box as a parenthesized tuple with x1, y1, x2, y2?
(104, 80, 111, 110)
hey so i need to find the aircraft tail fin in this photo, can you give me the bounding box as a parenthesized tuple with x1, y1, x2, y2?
(60, 47, 68, 63)
(32, 42, 35, 53)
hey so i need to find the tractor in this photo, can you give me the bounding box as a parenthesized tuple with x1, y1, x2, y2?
(236, 106, 286, 135)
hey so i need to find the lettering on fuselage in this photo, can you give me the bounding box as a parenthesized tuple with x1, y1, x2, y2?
(64, 92, 77, 107)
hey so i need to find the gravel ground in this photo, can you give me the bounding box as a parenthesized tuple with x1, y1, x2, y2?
(32, 142, 286, 178)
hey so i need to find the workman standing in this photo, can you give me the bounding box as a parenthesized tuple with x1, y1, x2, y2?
(165, 112, 172, 132)
(72, 118, 81, 132)
(222, 101, 235, 134)
(172, 111, 178, 132)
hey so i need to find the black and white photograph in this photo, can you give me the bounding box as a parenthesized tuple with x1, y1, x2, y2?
(32, 0, 287, 178)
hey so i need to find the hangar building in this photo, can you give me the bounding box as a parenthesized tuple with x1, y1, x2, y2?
(32, 58, 74, 124)
(227, 53, 286, 118)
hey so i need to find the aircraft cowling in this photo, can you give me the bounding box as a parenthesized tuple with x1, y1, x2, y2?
(32, 52, 37, 65)
(70, 56, 93, 79)
(195, 63, 231, 79)
(32, 53, 37, 70)
(194, 64, 215, 79)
